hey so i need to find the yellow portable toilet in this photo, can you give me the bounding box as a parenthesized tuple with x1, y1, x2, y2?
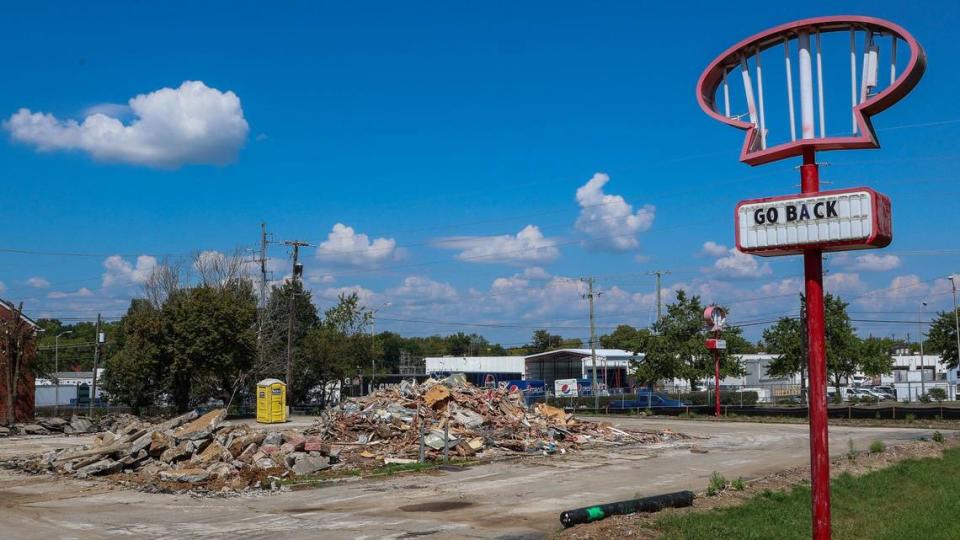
(256, 378, 287, 423)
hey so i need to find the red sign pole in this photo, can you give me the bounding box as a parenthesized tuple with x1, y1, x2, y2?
(714, 330, 721, 418)
(801, 147, 831, 539)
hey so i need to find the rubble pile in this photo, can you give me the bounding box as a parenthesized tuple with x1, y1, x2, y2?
(1, 413, 143, 437)
(1, 380, 684, 493)
(305, 378, 683, 465)
(1, 409, 331, 493)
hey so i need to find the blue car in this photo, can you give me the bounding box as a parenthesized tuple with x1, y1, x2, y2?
(609, 390, 689, 409)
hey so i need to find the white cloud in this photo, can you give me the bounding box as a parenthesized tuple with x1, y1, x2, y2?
(701, 241, 771, 279)
(102, 255, 157, 288)
(47, 287, 94, 299)
(386, 276, 458, 303)
(759, 278, 803, 297)
(5, 81, 249, 168)
(26, 276, 50, 289)
(847, 254, 901, 272)
(521, 267, 552, 280)
(824, 272, 867, 293)
(434, 225, 559, 264)
(308, 271, 336, 285)
(315, 223, 401, 267)
(318, 285, 378, 305)
(701, 241, 729, 257)
(575, 172, 655, 251)
(854, 274, 953, 310)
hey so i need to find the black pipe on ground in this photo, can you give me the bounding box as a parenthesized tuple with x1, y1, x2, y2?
(560, 490, 695, 527)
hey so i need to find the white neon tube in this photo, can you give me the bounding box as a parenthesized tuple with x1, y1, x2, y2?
(816, 31, 825, 138)
(850, 29, 858, 134)
(740, 55, 758, 128)
(784, 38, 797, 142)
(798, 31, 814, 140)
(756, 50, 767, 149)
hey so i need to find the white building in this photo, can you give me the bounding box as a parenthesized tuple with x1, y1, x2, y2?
(423, 356, 525, 386)
(35, 369, 107, 406)
(524, 349, 639, 390)
(880, 354, 956, 401)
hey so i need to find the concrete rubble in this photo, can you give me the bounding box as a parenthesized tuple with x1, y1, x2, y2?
(2, 413, 140, 437)
(304, 378, 685, 464)
(1, 380, 684, 494)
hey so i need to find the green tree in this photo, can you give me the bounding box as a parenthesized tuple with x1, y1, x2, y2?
(600, 324, 652, 351)
(162, 282, 257, 411)
(634, 291, 745, 389)
(823, 294, 860, 396)
(106, 278, 257, 413)
(102, 300, 166, 414)
(300, 292, 373, 406)
(763, 316, 805, 400)
(858, 336, 895, 377)
(928, 309, 960, 369)
(259, 280, 320, 395)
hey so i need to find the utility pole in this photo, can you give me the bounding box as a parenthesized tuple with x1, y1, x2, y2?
(257, 223, 272, 370)
(90, 313, 101, 416)
(283, 240, 310, 398)
(919, 300, 928, 396)
(581, 277, 601, 410)
(645, 270, 671, 327)
(949, 275, 960, 375)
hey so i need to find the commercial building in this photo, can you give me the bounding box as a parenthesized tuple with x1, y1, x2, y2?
(424, 356, 525, 386)
(35, 369, 107, 406)
(524, 349, 637, 391)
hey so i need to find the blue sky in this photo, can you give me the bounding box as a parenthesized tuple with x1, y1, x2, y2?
(2, 1, 959, 346)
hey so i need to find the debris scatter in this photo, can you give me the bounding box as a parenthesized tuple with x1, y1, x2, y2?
(1, 379, 683, 494)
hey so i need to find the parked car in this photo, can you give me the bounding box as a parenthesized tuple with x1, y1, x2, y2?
(873, 385, 897, 400)
(608, 390, 690, 409)
(863, 388, 892, 401)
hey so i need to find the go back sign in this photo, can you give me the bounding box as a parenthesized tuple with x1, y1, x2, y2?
(736, 187, 891, 256)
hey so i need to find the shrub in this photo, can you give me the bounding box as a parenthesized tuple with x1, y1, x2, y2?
(847, 439, 857, 461)
(732, 477, 745, 491)
(919, 393, 932, 403)
(870, 440, 886, 454)
(906, 413, 916, 423)
(707, 471, 727, 496)
(933, 431, 945, 444)
(928, 388, 947, 402)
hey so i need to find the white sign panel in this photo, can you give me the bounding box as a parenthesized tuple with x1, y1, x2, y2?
(736, 188, 891, 256)
(554, 378, 579, 398)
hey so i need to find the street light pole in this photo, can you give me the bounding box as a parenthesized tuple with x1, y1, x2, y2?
(370, 302, 391, 393)
(949, 276, 960, 381)
(919, 301, 928, 396)
(54, 330, 73, 416)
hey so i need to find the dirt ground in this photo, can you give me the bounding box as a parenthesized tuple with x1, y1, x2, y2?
(0, 417, 945, 539)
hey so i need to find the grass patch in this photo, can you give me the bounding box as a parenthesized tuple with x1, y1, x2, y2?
(706, 472, 727, 496)
(655, 447, 960, 539)
(870, 440, 886, 454)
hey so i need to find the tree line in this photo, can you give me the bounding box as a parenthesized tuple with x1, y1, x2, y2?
(19, 251, 960, 412)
